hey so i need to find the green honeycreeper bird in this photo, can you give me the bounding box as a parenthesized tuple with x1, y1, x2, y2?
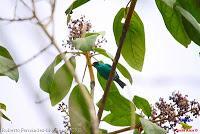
(92, 62, 126, 88)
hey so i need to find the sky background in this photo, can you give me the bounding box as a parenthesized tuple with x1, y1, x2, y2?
(0, 0, 200, 133)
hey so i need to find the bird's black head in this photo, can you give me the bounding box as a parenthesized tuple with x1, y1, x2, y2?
(92, 62, 99, 68)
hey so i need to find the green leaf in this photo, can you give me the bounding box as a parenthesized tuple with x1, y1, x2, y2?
(182, 17, 200, 46)
(65, 0, 90, 15)
(85, 31, 105, 37)
(49, 62, 75, 106)
(99, 129, 108, 134)
(159, 0, 175, 8)
(133, 129, 140, 134)
(0, 111, 11, 121)
(155, 0, 191, 47)
(176, 6, 200, 34)
(40, 55, 62, 93)
(0, 45, 19, 82)
(72, 35, 99, 51)
(180, 122, 192, 129)
(103, 113, 141, 127)
(40, 55, 75, 106)
(97, 73, 138, 126)
(133, 96, 152, 117)
(140, 118, 166, 134)
(113, 8, 145, 71)
(69, 84, 97, 134)
(93, 48, 114, 59)
(0, 103, 6, 111)
(176, 0, 200, 23)
(175, 6, 200, 46)
(117, 63, 133, 84)
(0, 103, 10, 121)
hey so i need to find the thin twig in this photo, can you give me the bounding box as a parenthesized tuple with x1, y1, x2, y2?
(0, 16, 34, 22)
(14, 0, 18, 18)
(97, 0, 138, 122)
(2, 44, 52, 74)
(45, 0, 56, 27)
(82, 63, 87, 82)
(35, 97, 49, 104)
(91, 56, 99, 62)
(19, 0, 33, 11)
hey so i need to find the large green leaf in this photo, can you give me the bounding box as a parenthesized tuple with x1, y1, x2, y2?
(177, 0, 200, 23)
(0, 103, 6, 111)
(113, 8, 145, 71)
(40, 55, 62, 93)
(94, 48, 133, 84)
(133, 96, 152, 117)
(176, 6, 200, 34)
(103, 113, 141, 127)
(182, 17, 200, 46)
(155, 0, 191, 47)
(158, 0, 175, 8)
(117, 63, 133, 84)
(175, 6, 200, 46)
(0, 45, 19, 82)
(140, 118, 166, 134)
(40, 55, 75, 106)
(65, 0, 90, 15)
(97, 73, 137, 126)
(69, 84, 97, 134)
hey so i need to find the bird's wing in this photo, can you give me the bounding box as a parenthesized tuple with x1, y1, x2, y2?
(104, 64, 119, 79)
(105, 64, 112, 68)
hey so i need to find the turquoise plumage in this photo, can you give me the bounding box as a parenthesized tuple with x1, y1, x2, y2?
(92, 62, 126, 88)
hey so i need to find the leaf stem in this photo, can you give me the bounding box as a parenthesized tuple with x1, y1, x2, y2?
(84, 52, 95, 98)
(80, 23, 96, 98)
(82, 63, 88, 82)
(97, 0, 138, 123)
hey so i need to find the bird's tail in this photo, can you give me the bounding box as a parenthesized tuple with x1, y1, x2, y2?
(115, 78, 126, 88)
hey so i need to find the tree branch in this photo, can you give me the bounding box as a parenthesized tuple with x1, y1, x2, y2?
(82, 63, 87, 82)
(97, 0, 137, 122)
